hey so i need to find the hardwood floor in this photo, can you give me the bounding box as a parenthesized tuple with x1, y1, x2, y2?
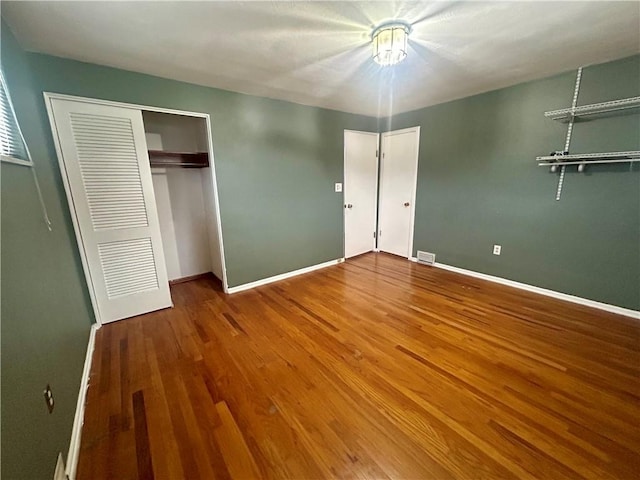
(76, 253, 640, 479)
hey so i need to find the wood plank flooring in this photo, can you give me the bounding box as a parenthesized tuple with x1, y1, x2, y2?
(76, 253, 640, 479)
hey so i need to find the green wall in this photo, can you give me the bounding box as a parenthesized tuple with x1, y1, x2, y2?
(1, 23, 94, 479)
(24, 53, 377, 288)
(384, 55, 640, 310)
(1, 21, 376, 478)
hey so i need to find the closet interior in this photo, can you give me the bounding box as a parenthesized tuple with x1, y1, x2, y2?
(142, 111, 224, 284)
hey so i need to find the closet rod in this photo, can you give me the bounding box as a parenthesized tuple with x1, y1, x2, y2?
(149, 162, 207, 168)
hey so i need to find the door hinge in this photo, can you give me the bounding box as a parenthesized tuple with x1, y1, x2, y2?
(379, 230, 382, 237)
(373, 231, 376, 238)
(376, 149, 379, 158)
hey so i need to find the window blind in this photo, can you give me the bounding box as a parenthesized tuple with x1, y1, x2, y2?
(0, 70, 30, 163)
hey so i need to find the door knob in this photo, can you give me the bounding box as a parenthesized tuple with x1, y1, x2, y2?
(404, 202, 410, 207)
(347, 204, 353, 209)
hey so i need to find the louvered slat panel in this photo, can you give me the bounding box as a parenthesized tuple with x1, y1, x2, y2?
(49, 97, 173, 323)
(98, 238, 159, 299)
(0, 71, 30, 162)
(70, 112, 149, 231)
(107, 273, 159, 290)
(106, 271, 159, 288)
(106, 271, 159, 286)
(76, 145, 138, 151)
(107, 272, 160, 289)
(76, 139, 136, 143)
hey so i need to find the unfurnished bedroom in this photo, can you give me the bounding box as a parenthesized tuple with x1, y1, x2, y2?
(1, 2, 639, 479)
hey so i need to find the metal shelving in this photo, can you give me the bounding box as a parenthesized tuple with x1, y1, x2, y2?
(537, 68, 639, 200)
(537, 151, 640, 172)
(544, 96, 640, 121)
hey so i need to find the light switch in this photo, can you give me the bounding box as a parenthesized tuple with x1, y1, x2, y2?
(335, 183, 343, 192)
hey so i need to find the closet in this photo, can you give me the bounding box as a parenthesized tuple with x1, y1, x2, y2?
(45, 94, 225, 325)
(143, 111, 223, 284)
(343, 127, 420, 260)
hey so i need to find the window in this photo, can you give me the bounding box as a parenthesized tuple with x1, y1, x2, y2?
(0, 69, 32, 166)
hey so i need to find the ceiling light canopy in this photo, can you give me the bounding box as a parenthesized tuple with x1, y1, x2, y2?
(372, 21, 410, 66)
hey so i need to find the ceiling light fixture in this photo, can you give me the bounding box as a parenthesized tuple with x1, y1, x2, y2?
(371, 21, 411, 66)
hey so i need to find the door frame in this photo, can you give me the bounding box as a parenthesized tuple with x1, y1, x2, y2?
(44, 92, 229, 325)
(343, 129, 380, 259)
(378, 126, 421, 260)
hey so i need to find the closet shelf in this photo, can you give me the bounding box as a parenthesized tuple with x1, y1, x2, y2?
(148, 150, 209, 168)
(544, 96, 640, 121)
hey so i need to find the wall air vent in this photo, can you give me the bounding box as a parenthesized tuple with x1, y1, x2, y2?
(416, 250, 436, 265)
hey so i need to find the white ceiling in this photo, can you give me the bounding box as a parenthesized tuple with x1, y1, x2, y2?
(3, 1, 639, 117)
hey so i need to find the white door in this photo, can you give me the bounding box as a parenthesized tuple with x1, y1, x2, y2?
(47, 97, 172, 324)
(378, 127, 421, 258)
(344, 130, 379, 258)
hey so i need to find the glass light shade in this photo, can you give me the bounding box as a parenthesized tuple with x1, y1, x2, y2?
(372, 23, 409, 66)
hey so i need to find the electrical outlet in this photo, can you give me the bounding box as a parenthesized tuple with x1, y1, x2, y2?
(44, 384, 55, 413)
(335, 182, 343, 192)
(493, 245, 502, 255)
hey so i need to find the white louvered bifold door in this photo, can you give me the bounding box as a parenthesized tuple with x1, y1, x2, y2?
(49, 98, 171, 323)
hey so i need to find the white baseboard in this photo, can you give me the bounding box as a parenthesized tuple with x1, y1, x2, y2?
(53, 453, 66, 480)
(409, 258, 639, 319)
(227, 258, 344, 294)
(66, 323, 99, 480)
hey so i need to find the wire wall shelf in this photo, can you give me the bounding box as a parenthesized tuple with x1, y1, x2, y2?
(537, 67, 639, 200)
(544, 96, 640, 122)
(537, 151, 640, 165)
